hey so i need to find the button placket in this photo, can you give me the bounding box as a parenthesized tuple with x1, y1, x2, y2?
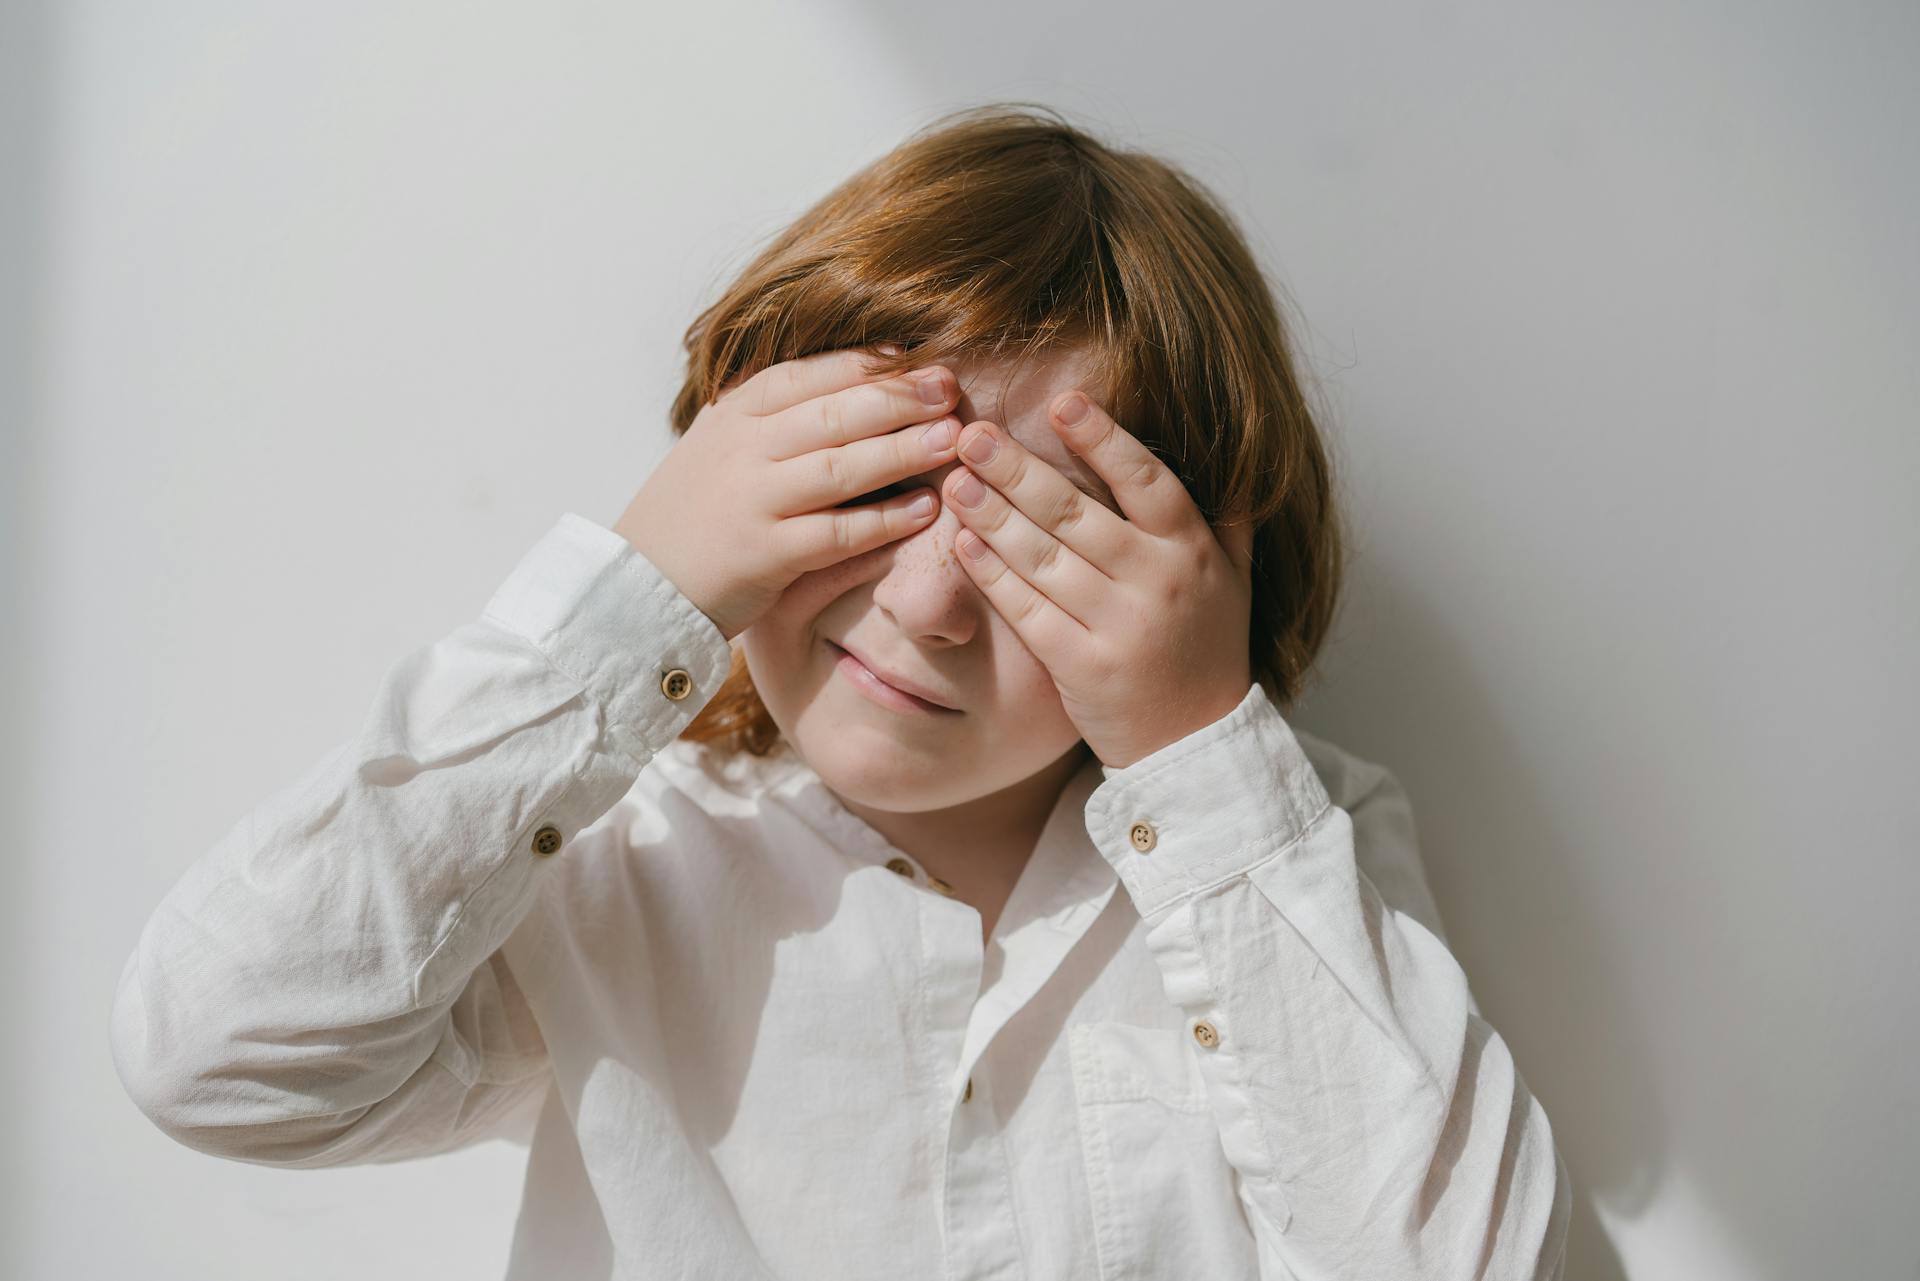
(882, 857, 964, 902)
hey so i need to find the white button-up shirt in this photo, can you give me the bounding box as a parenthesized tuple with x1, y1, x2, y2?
(111, 513, 1570, 1279)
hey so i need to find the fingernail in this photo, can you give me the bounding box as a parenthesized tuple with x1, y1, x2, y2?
(908, 492, 935, 518)
(1055, 392, 1088, 425)
(959, 530, 989, 560)
(921, 417, 956, 451)
(951, 471, 986, 507)
(960, 428, 997, 465)
(915, 369, 952, 405)
(876, 341, 904, 356)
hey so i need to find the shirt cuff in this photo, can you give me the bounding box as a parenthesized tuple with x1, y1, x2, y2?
(1083, 680, 1334, 921)
(479, 512, 733, 766)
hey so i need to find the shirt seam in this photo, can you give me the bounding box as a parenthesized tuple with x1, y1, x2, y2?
(1233, 812, 1451, 1105)
(408, 720, 593, 1011)
(479, 604, 595, 697)
(1139, 795, 1337, 920)
(426, 1039, 552, 1091)
(1179, 894, 1289, 1207)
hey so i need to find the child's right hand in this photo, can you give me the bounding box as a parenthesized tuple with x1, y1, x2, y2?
(612, 346, 961, 642)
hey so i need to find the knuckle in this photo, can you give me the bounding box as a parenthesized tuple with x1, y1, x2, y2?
(819, 395, 845, 440)
(888, 378, 925, 420)
(1126, 453, 1161, 493)
(828, 512, 862, 559)
(895, 431, 921, 473)
(816, 449, 847, 495)
(765, 517, 802, 570)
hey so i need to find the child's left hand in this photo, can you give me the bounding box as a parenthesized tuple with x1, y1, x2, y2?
(941, 390, 1256, 770)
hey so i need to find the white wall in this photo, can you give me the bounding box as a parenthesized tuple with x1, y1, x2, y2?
(7, 2, 1914, 1278)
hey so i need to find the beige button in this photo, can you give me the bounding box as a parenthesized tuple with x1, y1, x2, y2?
(927, 875, 955, 897)
(1129, 820, 1157, 853)
(530, 824, 564, 857)
(885, 857, 915, 879)
(660, 668, 693, 700)
(963, 1076, 973, 1102)
(1192, 1020, 1220, 1048)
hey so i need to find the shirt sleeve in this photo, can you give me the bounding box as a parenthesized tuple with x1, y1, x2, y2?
(109, 513, 733, 1168)
(1082, 680, 1572, 1280)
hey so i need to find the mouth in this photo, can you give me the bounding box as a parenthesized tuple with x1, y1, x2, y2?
(825, 639, 962, 716)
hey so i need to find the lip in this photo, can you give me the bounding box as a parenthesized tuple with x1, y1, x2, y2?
(826, 639, 962, 715)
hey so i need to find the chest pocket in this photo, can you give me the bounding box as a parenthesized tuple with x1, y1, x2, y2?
(1067, 1021, 1261, 1280)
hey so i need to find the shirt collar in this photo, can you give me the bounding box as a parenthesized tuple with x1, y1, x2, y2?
(753, 739, 1121, 933)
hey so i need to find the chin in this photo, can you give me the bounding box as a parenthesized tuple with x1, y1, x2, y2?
(794, 720, 970, 811)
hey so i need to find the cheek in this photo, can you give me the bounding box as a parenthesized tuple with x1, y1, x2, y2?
(989, 623, 1069, 709)
(755, 566, 844, 637)
(742, 566, 864, 700)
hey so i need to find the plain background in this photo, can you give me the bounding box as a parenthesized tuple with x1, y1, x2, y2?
(4, 2, 1915, 1278)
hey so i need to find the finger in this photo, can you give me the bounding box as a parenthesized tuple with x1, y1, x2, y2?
(764, 365, 958, 461)
(774, 413, 962, 513)
(952, 526, 1087, 670)
(727, 346, 906, 419)
(948, 419, 1130, 576)
(1047, 392, 1195, 537)
(781, 486, 941, 572)
(943, 461, 1110, 627)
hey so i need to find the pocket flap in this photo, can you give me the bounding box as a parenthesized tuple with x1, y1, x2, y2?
(1069, 1020, 1210, 1113)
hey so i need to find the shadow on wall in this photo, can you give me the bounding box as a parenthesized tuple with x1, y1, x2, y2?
(1299, 553, 1658, 1281)
(779, 36, 1656, 1274)
(0, 0, 52, 1273)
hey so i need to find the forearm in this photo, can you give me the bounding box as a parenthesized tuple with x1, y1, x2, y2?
(1086, 681, 1570, 1278)
(110, 513, 731, 1163)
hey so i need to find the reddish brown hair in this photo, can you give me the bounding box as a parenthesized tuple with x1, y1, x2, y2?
(670, 103, 1346, 758)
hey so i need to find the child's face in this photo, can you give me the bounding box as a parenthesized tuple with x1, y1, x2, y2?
(739, 345, 1119, 814)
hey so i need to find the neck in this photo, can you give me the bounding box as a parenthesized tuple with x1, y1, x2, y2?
(837, 741, 1093, 942)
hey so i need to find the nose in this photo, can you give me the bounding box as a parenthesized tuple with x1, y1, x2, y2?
(866, 480, 986, 647)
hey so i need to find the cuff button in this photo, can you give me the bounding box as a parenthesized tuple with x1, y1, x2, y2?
(531, 824, 564, 857)
(1129, 820, 1157, 853)
(1192, 1020, 1220, 1048)
(660, 668, 693, 700)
